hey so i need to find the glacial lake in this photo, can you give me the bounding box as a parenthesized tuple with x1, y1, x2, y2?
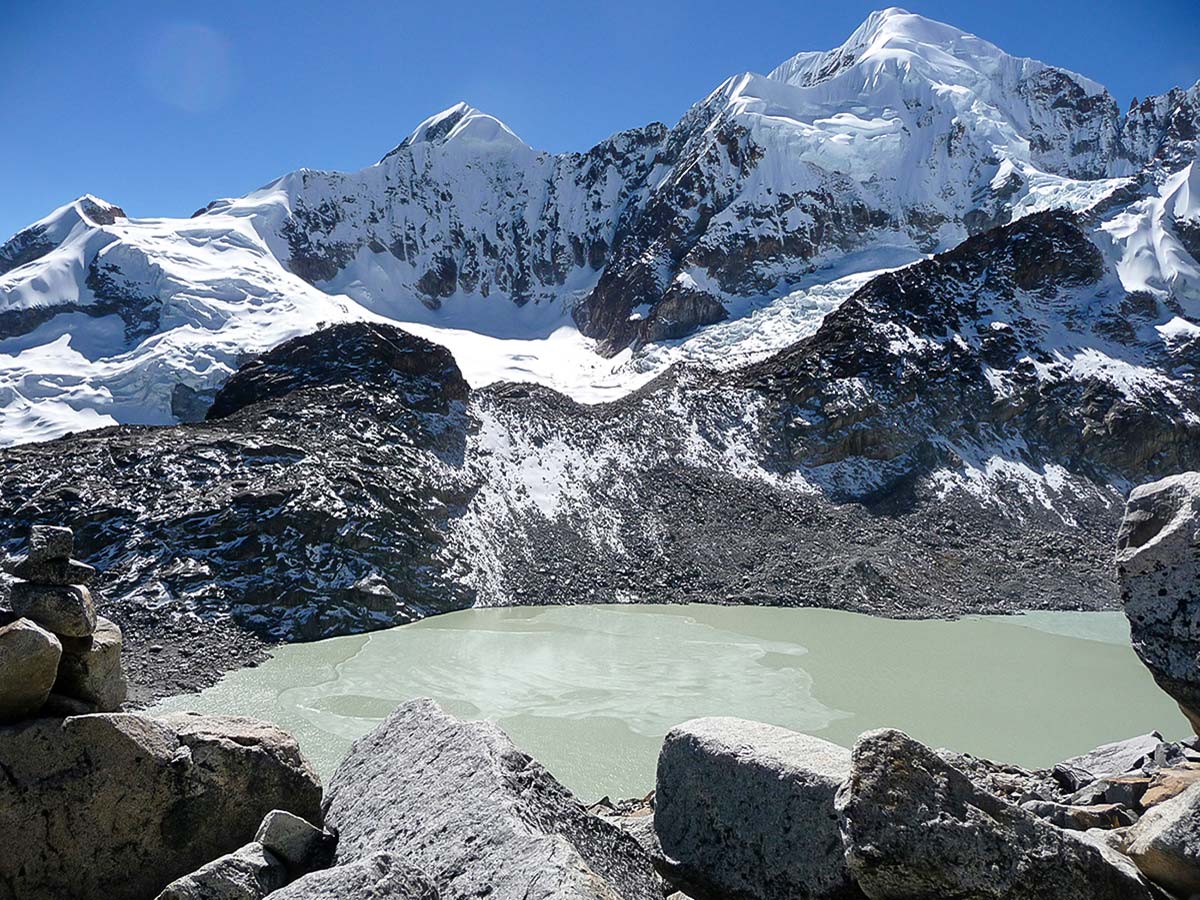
(150, 604, 1186, 801)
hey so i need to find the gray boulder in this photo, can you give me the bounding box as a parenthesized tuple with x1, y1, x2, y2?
(153, 842, 288, 900)
(835, 728, 1158, 900)
(654, 717, 861, 900)
(10, 582, 97, 637)
(1124, 781, 1200, 897)
(1053, 732, 1164, 790)
(28, 524, 73, 562)
(54, 616, 127, 711)
(0, 617, 61, 722)
(254, 809, 337, 877)
(270, 853, 438, 900)
(0, 711, 322, 900)
(322, 698, 659, 900)
(1117, 472, 1200, 733)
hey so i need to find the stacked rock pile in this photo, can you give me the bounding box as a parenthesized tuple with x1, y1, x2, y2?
(0, 524, 126, 721)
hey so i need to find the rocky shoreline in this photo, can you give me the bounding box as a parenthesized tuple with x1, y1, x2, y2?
(1, 473, 1199, 897)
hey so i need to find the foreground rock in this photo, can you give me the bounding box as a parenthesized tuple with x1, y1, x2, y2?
(321, 698, 659, 900)
(271, 854, 437, 900)
(655, 717, 861, 900)
(0, 711, 322, 900)
(0, 617, 61, 721)
(1117, 472, 1200, 733)
(1124, 782, 1200, 897)
(154, 842, 288, 900)
(835, 728, 1158, 899)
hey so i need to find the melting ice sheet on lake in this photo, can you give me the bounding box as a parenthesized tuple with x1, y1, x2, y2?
(149, 604, 1183, 801)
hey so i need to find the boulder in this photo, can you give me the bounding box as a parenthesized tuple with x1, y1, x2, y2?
(28, 524, 73, 563)
(1053, 732, 1164, 790)
(270, 853, 438, 900)
(10, 582, 96, 637)
(322, 698, 659, 900)
(0, 617, 61, 722)
(153, 842, 288, 900)
(254, 809, 337, 877)
(1068, 774, 1152, 808)
(1116, 472, 1200, 733)
(54, 616, 127, 710)
(835, 728, 1159, 900)
(0, 711, 322, 900)
(654, 717, 861, 900)
(1124, 781, 1200, 897)
(1143, 763, 1200, 807)
(8, 555, 96, 586)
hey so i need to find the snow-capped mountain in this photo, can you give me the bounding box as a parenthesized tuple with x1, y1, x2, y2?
(1, 8, 1197, 447)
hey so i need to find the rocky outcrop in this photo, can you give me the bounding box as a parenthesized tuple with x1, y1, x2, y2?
(321, 698, 660, 900)
(0, 617, 61, 721)
(0, 711, 322, 900)
(1123, 782, 1200, 897)
(205, 321, 469, 421)
(654, 717, 860, 900)
(1117, 472, 1200, 732)
(834, 728, 1158, 899)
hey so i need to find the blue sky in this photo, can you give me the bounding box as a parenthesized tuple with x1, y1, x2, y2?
(2, 0, 1196, 240)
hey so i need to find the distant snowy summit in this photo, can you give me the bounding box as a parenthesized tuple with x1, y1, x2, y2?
(0, 7, 1198, 445)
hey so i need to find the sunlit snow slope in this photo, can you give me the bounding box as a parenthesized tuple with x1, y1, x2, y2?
(0, 7, 1197, 445)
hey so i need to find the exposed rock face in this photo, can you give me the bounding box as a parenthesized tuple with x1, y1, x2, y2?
(1117, 472, 1200, 732)
(0, 712, 322, 900)
(206, 321, 469, 421)
(54, 616, 127, 710)
(654, 717, 860, 900)
(1123, 83, 1200, 173)
(321, 698, 660, 900)
(0, 617, 61, 722)
(835, 728, 1158, 900)
(153, 843, 288, 900)
(271, 854, 438, 900)
(1124, 782, 1200, 897)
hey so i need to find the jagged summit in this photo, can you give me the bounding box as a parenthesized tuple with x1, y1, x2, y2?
(771, 8, 1100, 94)
(381, 101, 530, 162)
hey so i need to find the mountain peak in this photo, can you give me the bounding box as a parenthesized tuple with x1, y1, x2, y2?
(381, 102, 529, 162)
(768, 8, 1103, 98)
